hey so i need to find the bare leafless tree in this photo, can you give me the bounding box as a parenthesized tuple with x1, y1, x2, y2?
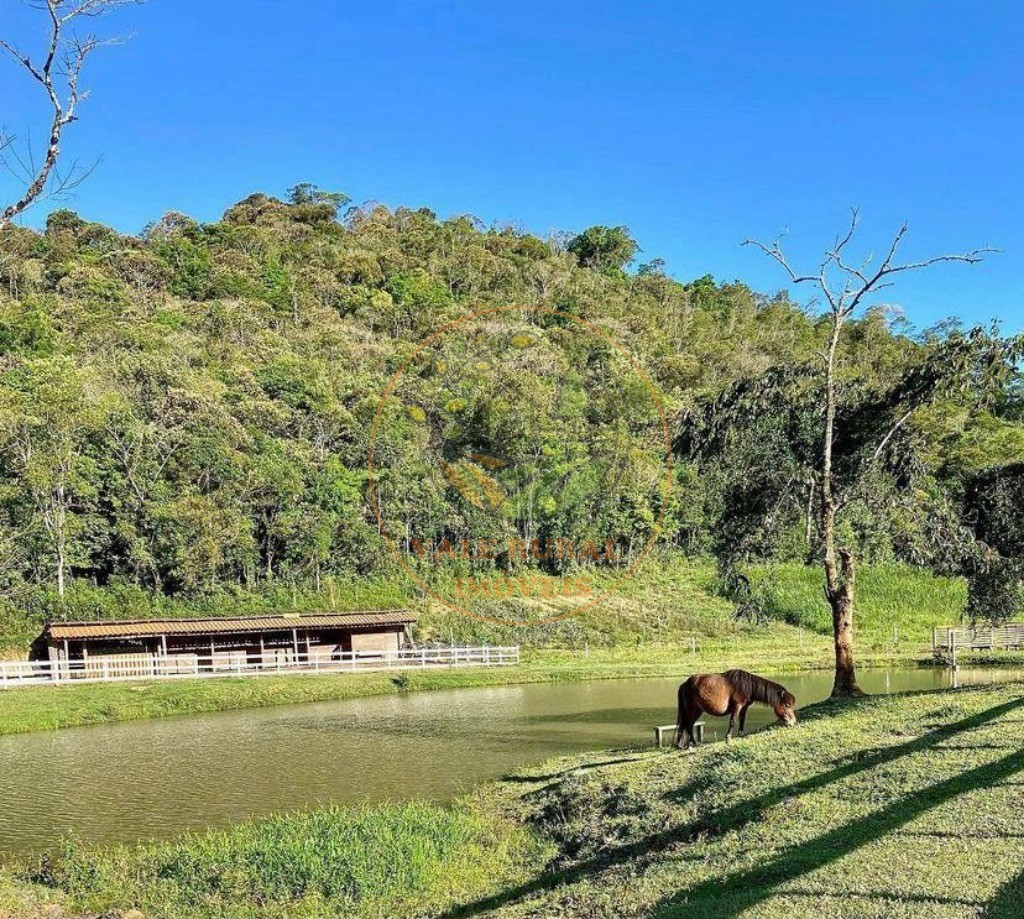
(0, 0, 137, 229)
(745, 210, 993, 696)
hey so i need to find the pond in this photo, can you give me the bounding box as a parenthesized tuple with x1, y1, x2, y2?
(0, 664, 1021, 858)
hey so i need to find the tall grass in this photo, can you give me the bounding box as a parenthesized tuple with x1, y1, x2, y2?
(746, 562, 967, 645)
(1, 553, 967, 657)
(24, 802, 545, 919)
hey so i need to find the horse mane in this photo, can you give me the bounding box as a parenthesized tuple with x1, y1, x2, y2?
(723, 669, 786, 705)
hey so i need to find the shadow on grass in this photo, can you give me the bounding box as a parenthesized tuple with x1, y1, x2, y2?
(437, 695, 1024, 919)
(649, 743, 1024, 917)
(985, 864, 1024, 918)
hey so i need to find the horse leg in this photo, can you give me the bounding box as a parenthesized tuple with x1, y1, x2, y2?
(675, 683, 702, 749)
(725, 703, 737, 741)
(738, 702, 751, 736)
(685, 694, 703, 748)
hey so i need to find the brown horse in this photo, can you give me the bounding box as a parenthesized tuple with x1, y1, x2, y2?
(674, 669, 797, 748)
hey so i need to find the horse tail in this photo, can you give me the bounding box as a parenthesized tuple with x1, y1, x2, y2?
(674, 678, 691, 747)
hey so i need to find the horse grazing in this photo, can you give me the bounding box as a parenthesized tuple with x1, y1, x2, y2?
(674, 669, 797, 748)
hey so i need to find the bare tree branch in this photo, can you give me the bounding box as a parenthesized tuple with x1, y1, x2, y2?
(0, 0, 139, 229)
(746, 213, 996, 323)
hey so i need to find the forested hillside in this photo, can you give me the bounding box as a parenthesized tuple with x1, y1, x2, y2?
(0, 188, 1020, 650)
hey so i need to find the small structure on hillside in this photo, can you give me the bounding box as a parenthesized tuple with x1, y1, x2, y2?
(37, 610, 417, 671)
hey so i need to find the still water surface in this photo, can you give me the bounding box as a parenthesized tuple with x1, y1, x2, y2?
(1, 665, 1020, 857)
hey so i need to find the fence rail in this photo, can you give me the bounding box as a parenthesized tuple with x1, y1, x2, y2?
(933, 624, 1024, 655)
(0, 645, 520, 689)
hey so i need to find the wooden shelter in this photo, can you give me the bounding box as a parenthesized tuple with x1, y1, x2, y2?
(38, 610, 416, 670)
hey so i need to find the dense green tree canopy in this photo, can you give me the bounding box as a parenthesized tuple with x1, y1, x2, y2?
(0, 192, 1019, 631)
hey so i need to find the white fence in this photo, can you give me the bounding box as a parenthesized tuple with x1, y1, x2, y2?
(0, 645, 520, 689)
(933, 625, 1024, 653)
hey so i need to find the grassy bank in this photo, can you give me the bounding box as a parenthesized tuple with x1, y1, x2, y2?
(469, 681, 1024, 918)
(0, 557, 969, 736)
(6, 682, 1024, 917)
(1, 803, 548, 919)
(1, 557, 967, 658)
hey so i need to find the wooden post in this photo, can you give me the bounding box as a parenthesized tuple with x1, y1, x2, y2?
(292, 628, 299, 662)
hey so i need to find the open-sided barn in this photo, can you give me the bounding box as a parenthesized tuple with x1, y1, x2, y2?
(37, 610, 417, 672)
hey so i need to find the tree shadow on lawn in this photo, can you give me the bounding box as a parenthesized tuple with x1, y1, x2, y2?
(437, 696, 1024, 919)
(984, 864, 1024, 918)
(648, 741, 1024, 917)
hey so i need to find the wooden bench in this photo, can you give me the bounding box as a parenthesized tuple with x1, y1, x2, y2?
(653, 722, 704, 747)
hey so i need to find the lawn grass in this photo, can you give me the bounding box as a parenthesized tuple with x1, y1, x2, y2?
(464, 681, 1024, 917)
(6, 683, 1024, 917)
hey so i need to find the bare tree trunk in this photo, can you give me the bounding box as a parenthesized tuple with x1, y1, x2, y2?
(821, 312, 861, 696)
(823, 512, 858, 694)
(56, 540, 66, 598)
(804, 476, 815, 548)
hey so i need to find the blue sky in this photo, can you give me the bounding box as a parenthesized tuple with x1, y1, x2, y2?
(1, 1, 1021, 331)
